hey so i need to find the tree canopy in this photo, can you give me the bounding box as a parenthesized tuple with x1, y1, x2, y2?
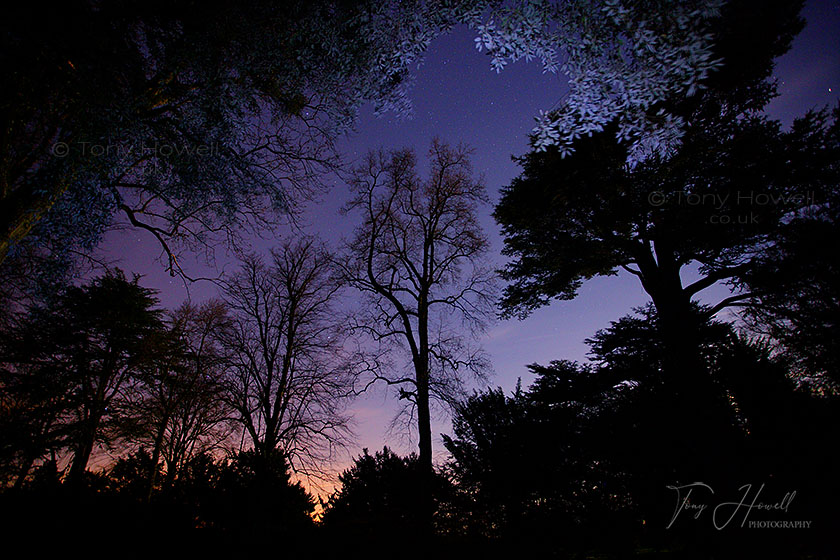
(0, 270, 163, 485)
(0, 0, 453, 288)
(443, 305, 838, 553)
(1, 0, 729, 297)
(321, 446, 449, 540)
(492, 1, 839, 392)
(494, 0, 827, 322)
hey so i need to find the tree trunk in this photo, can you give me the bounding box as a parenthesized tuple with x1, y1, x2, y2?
(147, 414, 169, 502)
(416, 374, 434, 537)
(68, 430, 96, 485)
(416, 302, 434, 535)
(646, 265, 735, 482)
(67, 410, 103, 485)
(0, 176, 69, 267)
(13, 453, 37, 490)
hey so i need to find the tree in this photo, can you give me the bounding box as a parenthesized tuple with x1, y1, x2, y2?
(1, 0, 730, 291)
(55, 271, 162, 484)
(492, 1, 835, 417)
(442, 380, 642, 551)
(0, 0, 454, 284)
(218, 238, 353, 478)
(340, 139, 496, 527)
(107, 448, 161, 502)
(198, 449, 316, 540)
(130, 300, 234, 499)
(543, 310, 838, 552)
(443, 305, 838, 553)
(737, 133, 840, 386)
(0, 339, 74, 488)
(321, 447, 451, 541)
(0, 270, 162, 485)
(442, 385, 553, 540)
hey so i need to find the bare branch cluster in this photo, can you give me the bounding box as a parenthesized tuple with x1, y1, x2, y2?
(218, 237, 355, 478)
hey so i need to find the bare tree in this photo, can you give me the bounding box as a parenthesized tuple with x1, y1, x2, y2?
(130, 300, 234, 500)
(218, 238, 353, 479)
(340, 139, 497, 524)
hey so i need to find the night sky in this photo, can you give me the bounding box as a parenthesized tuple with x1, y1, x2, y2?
(97, 0, 840, 477)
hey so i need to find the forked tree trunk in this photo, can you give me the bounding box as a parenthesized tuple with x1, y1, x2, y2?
(67, 412, 102, 485)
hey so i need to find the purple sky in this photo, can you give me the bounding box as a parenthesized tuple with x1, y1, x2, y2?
(98, 1, 840, 480)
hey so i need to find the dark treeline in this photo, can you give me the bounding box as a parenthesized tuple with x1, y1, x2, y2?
(1, 275, 837, 556)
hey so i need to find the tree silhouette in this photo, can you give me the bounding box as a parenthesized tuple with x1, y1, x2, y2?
(0, 0, 454, 283)
(0, 270, 162, 485)
(340, 139, 496, 530)
(129, 300, 234, 500)
(0, 330, 75, 487)
(321, 446, 451, 541)
(219, 238, 353, 478)
(738, 148, 840, 386)
(205, 449, 315, 542)
(442, 385, 562, 540)
(492, 0, 836, 460)
(107, 448, 160, 502)
(574, 308, 839, 551)
(443, 304, 837, 554)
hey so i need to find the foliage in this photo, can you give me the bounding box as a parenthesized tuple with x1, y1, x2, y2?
(107, 448, 160, 501)
(0, 341, 74, 486)
(469, 0, 726, 161)
(493, 0, 817, 317)
(443, 306, 839, 554)
(0, 0, 456, 287)
(321, 446, 453, 540)
(202, 449, 315, 539)
(0, 269, 163, 485)
(737, 120, 840, 386)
